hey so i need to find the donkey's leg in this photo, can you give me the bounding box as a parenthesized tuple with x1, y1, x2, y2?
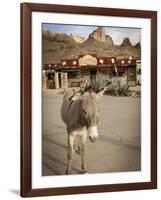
(66, 134, 74, 174)
(80, 134, 88, 173)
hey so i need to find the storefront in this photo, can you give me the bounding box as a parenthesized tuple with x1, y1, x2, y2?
(43, 54, 139, 89)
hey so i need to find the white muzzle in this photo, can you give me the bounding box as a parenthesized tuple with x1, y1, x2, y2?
(88, 126, 98, 143)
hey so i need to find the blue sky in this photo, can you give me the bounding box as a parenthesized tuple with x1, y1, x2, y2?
(42, 23, 141, 45)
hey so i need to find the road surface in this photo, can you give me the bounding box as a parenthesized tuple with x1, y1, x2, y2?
(42, 90, 141, 176)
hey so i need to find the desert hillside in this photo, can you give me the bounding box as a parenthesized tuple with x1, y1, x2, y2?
(42, 27, 141, 64)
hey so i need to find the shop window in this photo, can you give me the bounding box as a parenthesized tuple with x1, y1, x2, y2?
(81, 70, 90, 76)
(47, 72, 54, 80)
(68, 71, 80, 79)
(112, 67, 125, 77)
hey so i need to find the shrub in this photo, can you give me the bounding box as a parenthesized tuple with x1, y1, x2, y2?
(90, 72, 106, 92)
(105, 80, 131, 96)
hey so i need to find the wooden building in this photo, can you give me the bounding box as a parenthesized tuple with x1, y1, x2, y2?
(43, 54, 139, 89)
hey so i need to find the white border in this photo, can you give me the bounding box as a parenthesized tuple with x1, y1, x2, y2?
(32, 12, 151, 189)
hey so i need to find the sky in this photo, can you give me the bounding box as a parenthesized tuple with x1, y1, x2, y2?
(42, 23, 141, 45)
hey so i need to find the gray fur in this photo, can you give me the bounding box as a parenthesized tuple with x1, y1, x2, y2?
(61, 89, 106, 174)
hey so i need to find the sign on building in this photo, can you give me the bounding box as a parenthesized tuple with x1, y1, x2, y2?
(79, 55, 97, 66)
(61, 72, 68, 88)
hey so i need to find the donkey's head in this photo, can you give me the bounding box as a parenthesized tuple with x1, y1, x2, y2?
(79, 86, 108, 143)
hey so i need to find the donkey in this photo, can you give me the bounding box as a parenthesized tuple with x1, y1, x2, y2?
(61, 85, 108, 174)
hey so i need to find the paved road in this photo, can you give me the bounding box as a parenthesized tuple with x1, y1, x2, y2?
(42, 90, 141, 176)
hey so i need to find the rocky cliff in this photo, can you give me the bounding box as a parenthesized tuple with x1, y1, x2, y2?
(105, 35, 114, 46)
(89, 27, 106, 42)
(42, 27, 141, 64)
(70, 34, 86, 43)
(88, 27, 113, 46)
(121, 37, 132, 47)
(134, 42, 141, 49)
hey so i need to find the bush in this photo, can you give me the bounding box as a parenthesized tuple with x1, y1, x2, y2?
(105, 80, 131, 96)
(90, 72, 105, 92)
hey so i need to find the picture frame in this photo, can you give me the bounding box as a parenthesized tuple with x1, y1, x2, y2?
(21, 3, 157, 197)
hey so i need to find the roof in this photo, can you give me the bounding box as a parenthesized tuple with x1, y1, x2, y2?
(43, 54, 136, 70)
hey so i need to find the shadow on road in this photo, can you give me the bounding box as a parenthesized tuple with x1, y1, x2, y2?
(43, 135, 67, 150)
(42, 151, 82, 175)
(99, 134, 141, 151)
(42, 161, 62, 175)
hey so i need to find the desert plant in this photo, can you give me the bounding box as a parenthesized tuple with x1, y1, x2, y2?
(90, 72, 106, 92)
(106, 80, 131, 96)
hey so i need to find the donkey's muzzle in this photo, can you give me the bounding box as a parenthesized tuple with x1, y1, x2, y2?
(88, 126, 98, 143)
(89, 135, 97, 143)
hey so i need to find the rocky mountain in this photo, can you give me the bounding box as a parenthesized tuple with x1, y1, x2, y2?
(89, 27, 106, 42)
(42, 29, 77, 46)
(121, 37, 132, 47)
(105, 35, 114, 46)
(70, 34, 86, 43)
(88, 27, 113, 46)
(42, 28, 141, 64)
(42, 29, 56, 41)
(134, 42, 141, 49)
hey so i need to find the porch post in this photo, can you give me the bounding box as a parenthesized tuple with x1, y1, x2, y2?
(54, 71, 59, 89)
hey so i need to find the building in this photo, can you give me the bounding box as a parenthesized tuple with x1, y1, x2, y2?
(42, 54, 140, 89)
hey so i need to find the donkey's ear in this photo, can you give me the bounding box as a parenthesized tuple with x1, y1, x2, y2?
(96, 86, 108, 98)
(71, 93, 81, 101)
(69, 89, 83, 101)
(96, 81, 111, 98)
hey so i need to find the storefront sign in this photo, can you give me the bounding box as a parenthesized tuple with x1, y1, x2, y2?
(61, 72, 68, 88)
(79, 55, 97, 66)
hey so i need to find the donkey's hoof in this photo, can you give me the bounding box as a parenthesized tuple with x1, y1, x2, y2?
(82, 170, 88, 174)
(66, 170, 70, 175)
